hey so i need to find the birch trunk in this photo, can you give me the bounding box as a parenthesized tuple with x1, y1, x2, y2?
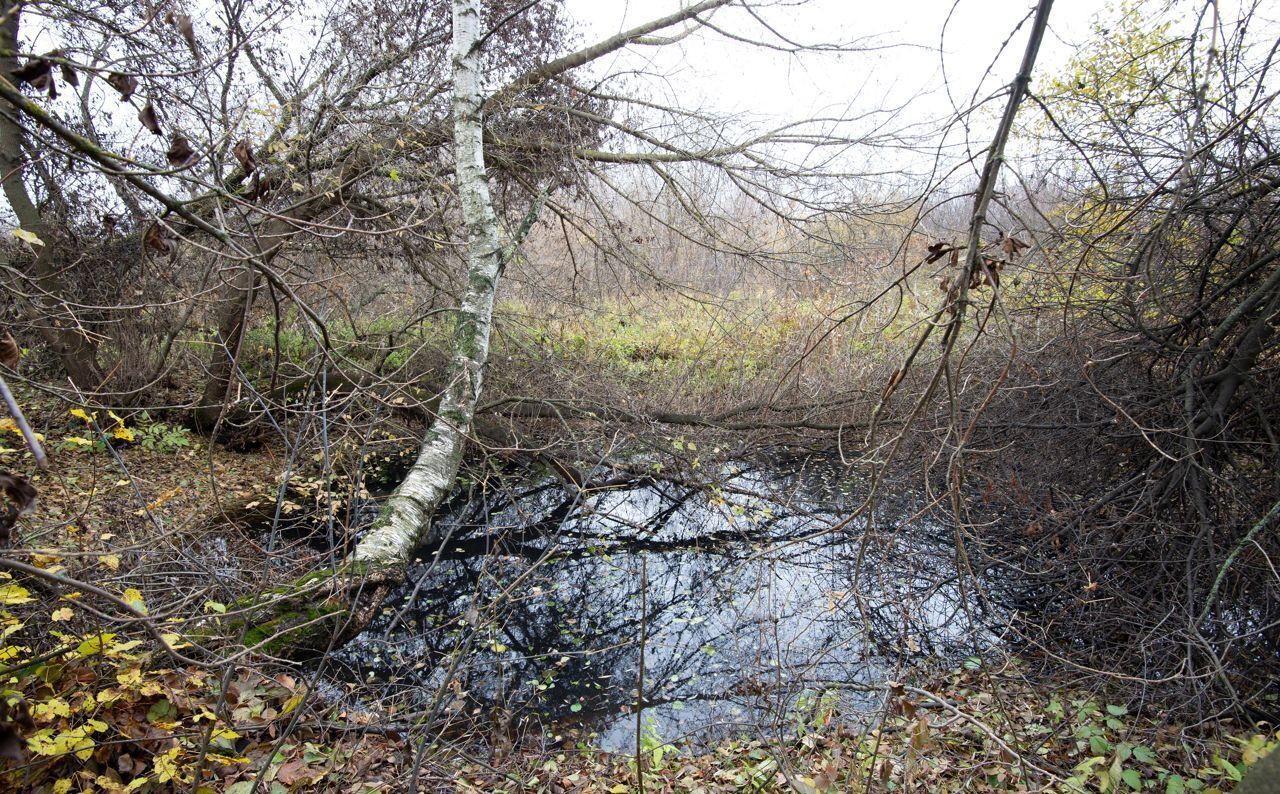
(350, 0, 504, 570)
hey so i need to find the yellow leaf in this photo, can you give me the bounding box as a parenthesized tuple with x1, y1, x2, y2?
(34, 697, 71, 719)
(281, 691, 305, 715)
(12, 228, 45, 246)
(0, 418, 40, 440)
(52, 779, 72, 794)
(69, 408, 95, 422)
(122, 588, 147, 614)
(64, 436, 93, 447)
(51, 607, 73, 621)
(75, 633, 117, 658)
(102, 554, 120, 571)
(112, 425, 135, 442)
(0, 645, 27, 662)
(0, 583, 33, 605)
(160, 632, 191, 649)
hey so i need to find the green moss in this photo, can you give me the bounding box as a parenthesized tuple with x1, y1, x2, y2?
(240, 602, 349, 655)
(224, 561, 379, 656)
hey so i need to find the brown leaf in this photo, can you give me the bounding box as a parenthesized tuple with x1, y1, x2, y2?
(102, 214, 118, 236)
(275, 759, 320, 787)
(107, 72, 139, 100)
(1001, 236, 1029, 257)
(173, 14, 200, 60)
(0, 472, 37, 546)
(139, 101, 162, 135)
(0, 330, 19, 369)
(166, 134, 197, 167)
(13, 58, 55, 99)
(233, 139, 256, 174)
(144, 223, 174, 254)
(57, 54, 79, 87)
(925, 241, 952, 264)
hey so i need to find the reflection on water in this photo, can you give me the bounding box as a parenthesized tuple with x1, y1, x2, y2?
(330, 457, 993, 749)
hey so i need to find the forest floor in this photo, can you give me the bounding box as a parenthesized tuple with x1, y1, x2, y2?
(1, 384, 1277, 792)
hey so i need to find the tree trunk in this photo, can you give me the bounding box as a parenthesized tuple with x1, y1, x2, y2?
(0, 2, 103, 391)
(349, 0, 505, 571)
(193, 264, 259, 433)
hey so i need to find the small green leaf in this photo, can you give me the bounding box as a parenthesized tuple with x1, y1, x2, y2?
(1133, 746, 1157, 764)
(1106, 703, 1128, 716)
(569, 703, 582, 713)
(1121, 768, 1142, 790)
(147, 698, 176, 722)
(1219, 758, 1242, 782)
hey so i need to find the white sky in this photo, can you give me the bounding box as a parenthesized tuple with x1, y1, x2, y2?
(563, 0, 1115, 125)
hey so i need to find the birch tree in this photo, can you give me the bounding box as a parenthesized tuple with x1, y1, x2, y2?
(349, 0, 511, 568)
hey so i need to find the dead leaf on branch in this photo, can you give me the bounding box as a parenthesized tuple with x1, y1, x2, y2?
(233, 139, 256, 174)
(13, 57, 55, 99)
(167, 134, 197, 167)
(139, 101, 162, 135)
(107, 72, 139, 101)
(926, 241, 955, 264)
(1001, 236, 1029, 257)
(173, 13, 200, 61)
(57, 57, 79, 87)
(144, 222, 174, 254)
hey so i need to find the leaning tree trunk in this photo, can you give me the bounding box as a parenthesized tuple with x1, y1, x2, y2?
(231, 0, 725, 656)
(232, 0, 512, 650)
(349, 0, 504, 571)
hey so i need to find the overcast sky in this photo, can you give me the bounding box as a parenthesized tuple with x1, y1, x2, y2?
(563, 0, 1115, 124)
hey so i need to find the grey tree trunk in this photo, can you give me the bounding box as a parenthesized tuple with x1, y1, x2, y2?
(350, 0, 506, 570)
(0, 2, 103, 391)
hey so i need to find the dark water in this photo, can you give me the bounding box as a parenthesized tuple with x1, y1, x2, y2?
(323, 457, 996, 750)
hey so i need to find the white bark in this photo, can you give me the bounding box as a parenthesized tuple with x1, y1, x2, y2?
(352, 0, 503, 568)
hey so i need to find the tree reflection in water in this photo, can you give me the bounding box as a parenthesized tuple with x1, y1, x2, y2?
(329, 458, 993, 749)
